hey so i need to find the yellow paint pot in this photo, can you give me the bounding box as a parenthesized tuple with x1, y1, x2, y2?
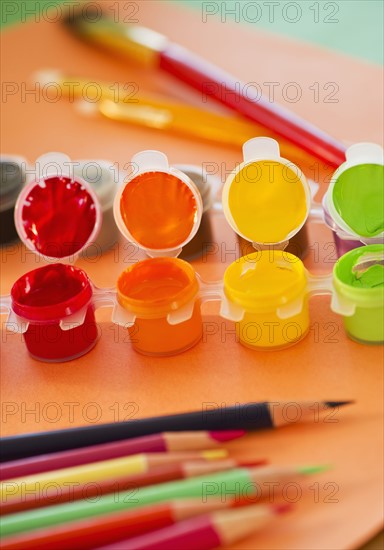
(222, 137, 311, 250)
(222, 250, 310, 350)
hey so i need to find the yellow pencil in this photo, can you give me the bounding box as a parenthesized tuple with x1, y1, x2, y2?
(0, 449, 227, 500)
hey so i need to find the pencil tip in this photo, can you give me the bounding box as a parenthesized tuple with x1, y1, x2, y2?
(271, 502, 293, 515)
(201, 449, 228, 460)
(209, 430, 246, 442)
(324, 400, 355, 408)
(297, 464, 331, 475)
(237, 458, 268, 467)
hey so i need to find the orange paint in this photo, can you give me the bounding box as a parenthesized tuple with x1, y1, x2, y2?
(117, 258, 202, 356)
(120, 172, 198, 249)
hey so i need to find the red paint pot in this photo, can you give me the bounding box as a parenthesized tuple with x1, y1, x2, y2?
(10, 264, 99, 362)
(4, 153, 104, 362)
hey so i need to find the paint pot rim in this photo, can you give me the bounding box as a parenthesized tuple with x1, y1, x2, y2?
(74, 159, 120, 210)
(117, 257, 199, 317)
(224, 250, 307, 312)
(11, 263, 93, 322)
(14, 174, 102, 262)
(113, 162, 203, 257)
(222, 151, 311, 247)
(326, 163, 384, 241)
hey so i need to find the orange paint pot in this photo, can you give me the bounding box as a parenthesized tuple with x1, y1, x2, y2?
(115, 257, 202, 356)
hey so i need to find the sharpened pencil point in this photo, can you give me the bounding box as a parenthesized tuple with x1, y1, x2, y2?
(271, 502, 293, 515)
(324, 400, 355, 408)
(209, 430, 246, 442)
(237, 459, 268, 467)
(297, 464, 331, 475)
(201, 449, 228, 460)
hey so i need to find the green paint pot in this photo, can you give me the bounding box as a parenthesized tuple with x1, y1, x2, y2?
(332, 244, 384, 344)
(325, 143, 384, 244)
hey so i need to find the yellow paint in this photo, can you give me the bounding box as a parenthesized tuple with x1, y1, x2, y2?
(228, 161, 307, 243)
(224, 251, 309, 349)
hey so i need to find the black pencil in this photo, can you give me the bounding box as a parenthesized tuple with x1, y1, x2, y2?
(0, 401, 353, 461)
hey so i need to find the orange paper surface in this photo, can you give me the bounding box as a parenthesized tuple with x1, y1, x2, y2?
(0, 2, 383, 549)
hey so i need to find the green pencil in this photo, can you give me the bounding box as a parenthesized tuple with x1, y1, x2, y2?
(0, 464, 326, 538)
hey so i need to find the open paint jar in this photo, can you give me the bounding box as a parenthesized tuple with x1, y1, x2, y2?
(324, 143, 384, 257)
(331, 244, 384, 344)
(221, 250, 312, 350)
(223, 137, 311, 253)
(0, 156, 26, 245)
(115, 257, 202, 356)
(1, 153, 106, 362)
(74, 160, 120, 255)
(220, 137, 317, 350)
(113, 150, 204, 356)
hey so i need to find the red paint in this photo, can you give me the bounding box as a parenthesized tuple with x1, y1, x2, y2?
(19, 176, 97, 258)
(10, 264, 97, 362)
(159, 46, 346, 168)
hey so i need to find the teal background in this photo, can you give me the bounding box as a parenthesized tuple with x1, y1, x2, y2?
(0, 0, 383, 64)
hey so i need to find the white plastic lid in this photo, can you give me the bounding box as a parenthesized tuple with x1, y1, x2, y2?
(222, 137, 311, 249)
(14, 153, 102, 262)
(113, 150, 203, 258)
(325, 142, 384, 242)
(74, 160, 120, 210)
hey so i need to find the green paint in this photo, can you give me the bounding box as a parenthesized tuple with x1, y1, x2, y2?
(352, 264, 384, 288)
(333, 245, 384, 344)
(332, 164, 384, 238)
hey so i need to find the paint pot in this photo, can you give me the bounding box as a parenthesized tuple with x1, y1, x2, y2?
(0, 156, 26, 245)
(324, 143, 384, 256)
(114, 151, 202, 258)
(9, 264, 99, 362)
(174, 164, 219, 261)
(2, 153, 106, 362)
(221, 250, 310, 350)
(113, 150, 203, 356)
(331, 244, 384, 345)
(74, 160, 120, 256)
(115, 257, 202, 356)
(222, 137, 311, 253)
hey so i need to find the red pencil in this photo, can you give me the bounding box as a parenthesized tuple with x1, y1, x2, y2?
(0, 430, 245, 481)
(95, 503, 291, 550)
(0, 497, 255, 550)
(1, 458, 265, 515)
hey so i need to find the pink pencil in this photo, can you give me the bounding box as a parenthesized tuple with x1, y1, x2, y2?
(0, 430, 245, 480)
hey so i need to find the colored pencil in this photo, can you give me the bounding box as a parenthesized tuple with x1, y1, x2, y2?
(0, 464, 326, 537)
(0, 497, 253, 550)
(0, 450, 228, 501)
(0, 430, 245, 481)
(1, 458, 266, 515)
(64, 10, 347, 167)
(93, 503, 291, 550)
(0, 401, 353, 461)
